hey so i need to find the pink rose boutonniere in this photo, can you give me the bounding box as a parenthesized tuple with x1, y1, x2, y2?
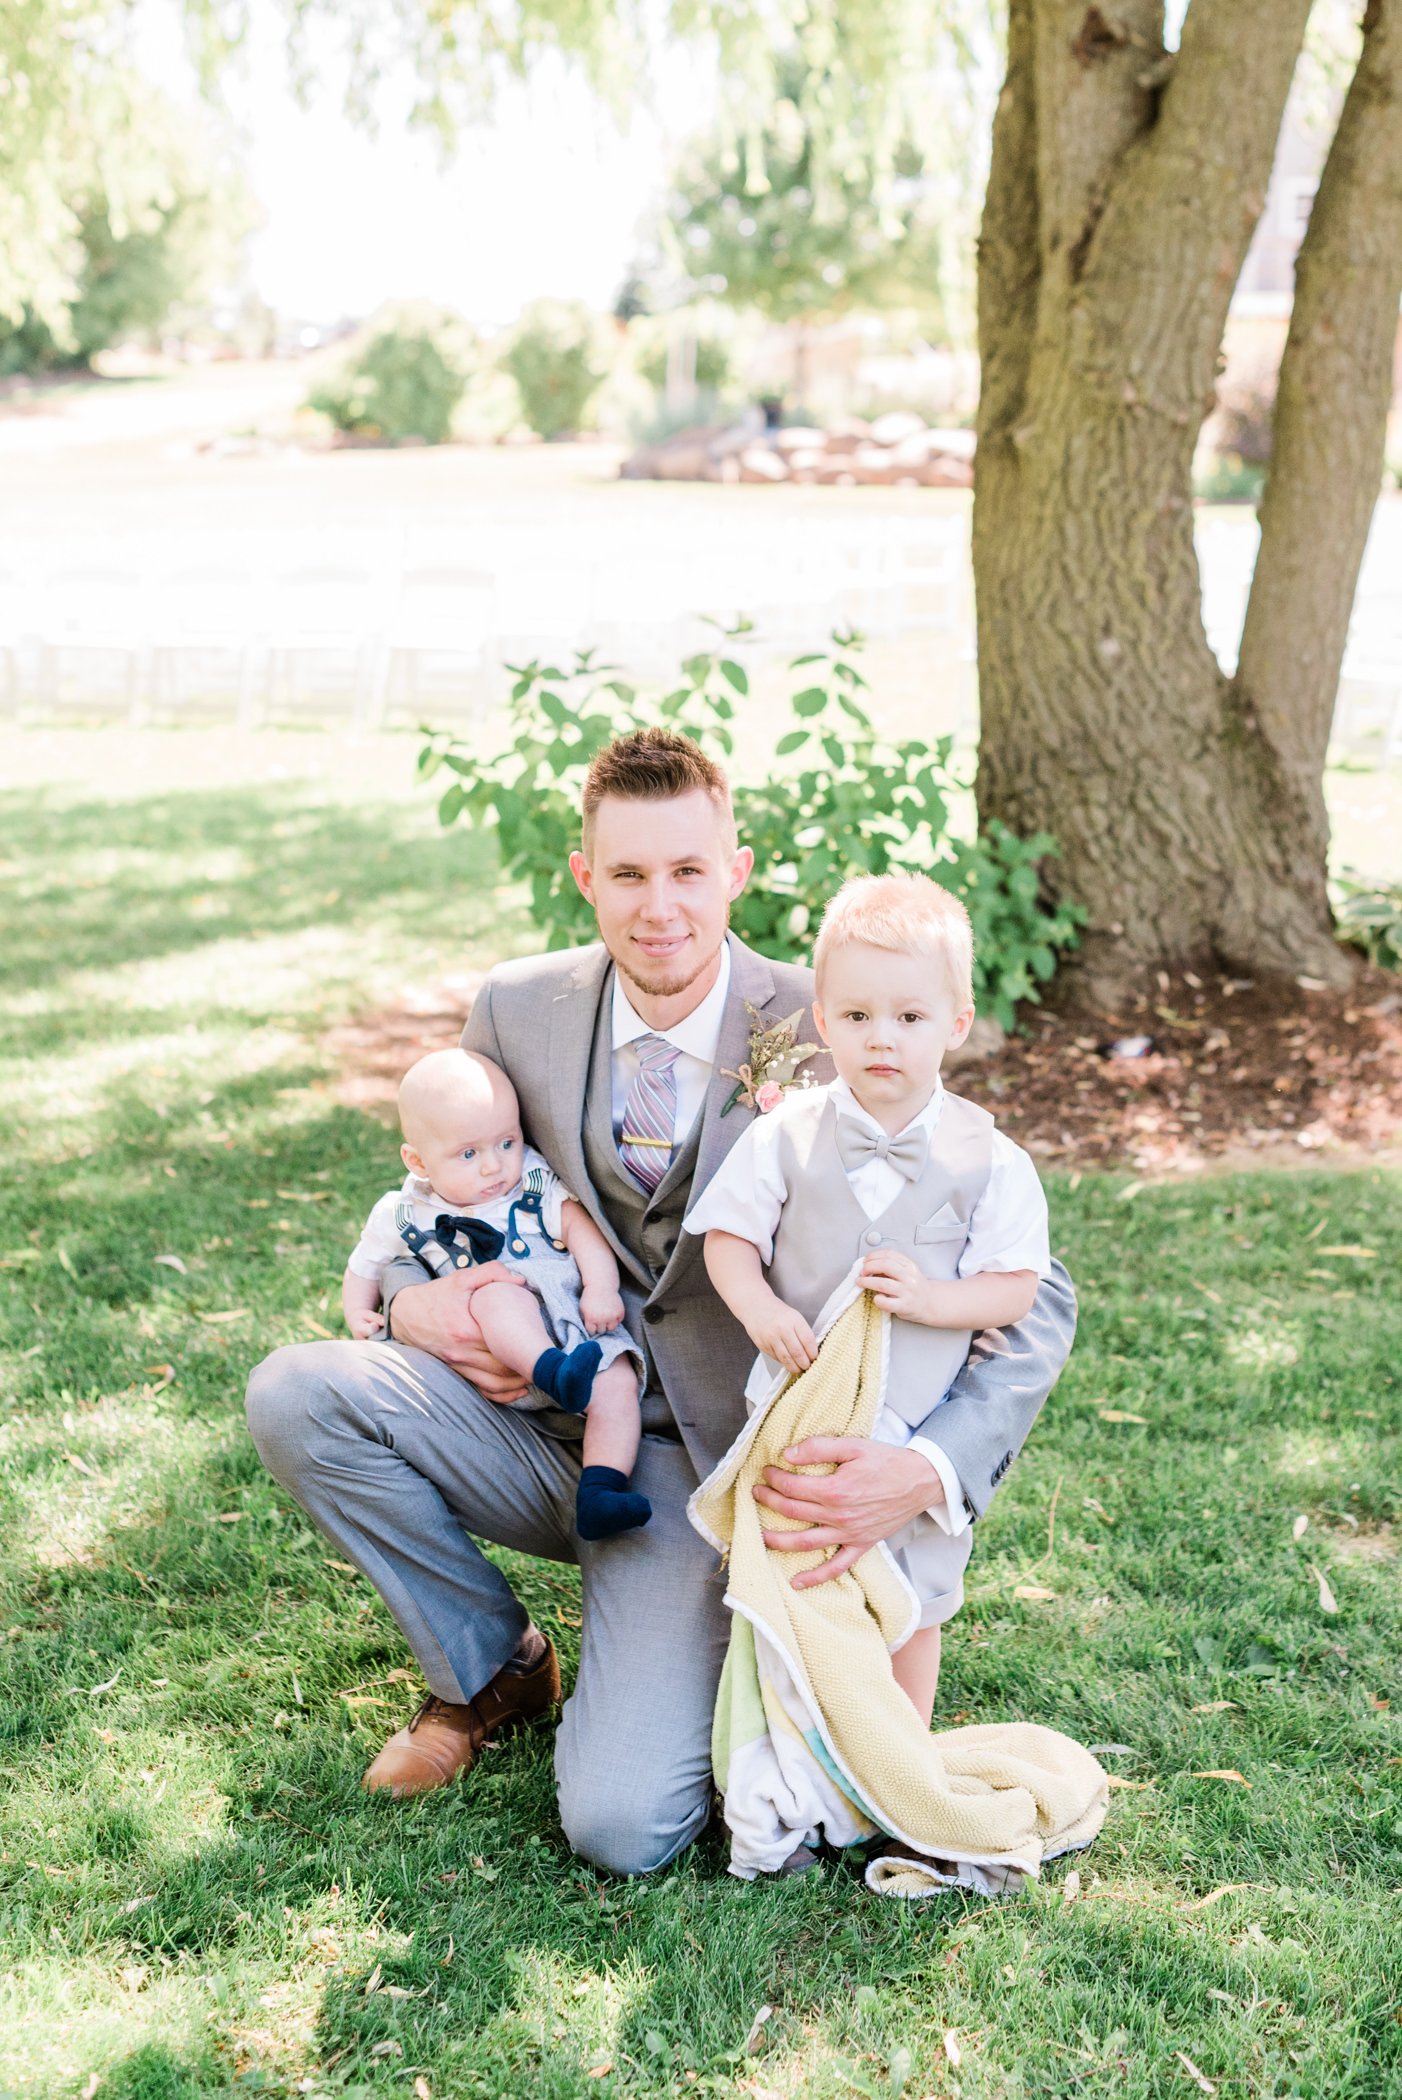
(721, 1004, 821, 1117)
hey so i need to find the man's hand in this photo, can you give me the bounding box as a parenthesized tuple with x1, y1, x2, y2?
(754, 1438, 945, 1588)
(387, 1265, 532, 1401)
(579, 1281, 625, 1335)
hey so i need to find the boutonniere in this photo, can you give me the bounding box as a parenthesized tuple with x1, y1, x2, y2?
(721, 1003, 821, 1116)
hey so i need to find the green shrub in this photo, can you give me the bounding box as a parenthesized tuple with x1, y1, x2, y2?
(308, 325, 469, 444)
(1335, 871, 1402, 974)
(636, 334, 732, 395)
(501, 301, 604, 439)
(418, 630, 1084, 1027)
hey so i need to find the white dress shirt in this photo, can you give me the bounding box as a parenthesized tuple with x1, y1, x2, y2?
(610, 940, 733, 1148)
(684, 1074, 1051, 1537)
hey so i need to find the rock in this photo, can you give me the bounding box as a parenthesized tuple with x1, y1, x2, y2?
(738, 446, 789, 482)
(868, 409, 928, 446)
(773, 426, 827, 452)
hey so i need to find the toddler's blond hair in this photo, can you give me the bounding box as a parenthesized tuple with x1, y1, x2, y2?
(813, 872, 974, 1009)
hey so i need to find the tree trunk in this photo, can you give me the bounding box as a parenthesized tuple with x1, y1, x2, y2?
(1235, 0, 1402, 889)
(972, 0, 1388, 1003)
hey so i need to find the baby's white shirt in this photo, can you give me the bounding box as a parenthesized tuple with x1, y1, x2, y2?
(346, 1147, 573, 1281)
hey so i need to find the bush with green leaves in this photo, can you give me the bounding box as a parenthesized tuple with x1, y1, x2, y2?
(418, 630, 1084, 1027)
(1335, 870, 1402, 974)
(308, 324, 469, 444)
(501, 300, 604, 439)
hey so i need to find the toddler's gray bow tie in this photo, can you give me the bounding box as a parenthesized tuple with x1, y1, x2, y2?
(834, 1119, 929, 1181)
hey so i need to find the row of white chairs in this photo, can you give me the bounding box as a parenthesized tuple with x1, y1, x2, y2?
(0, 527, 974, 727)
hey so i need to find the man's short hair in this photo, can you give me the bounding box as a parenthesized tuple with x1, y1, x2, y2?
(813, 871, 975, 1009)
(581, 728, 735, 860)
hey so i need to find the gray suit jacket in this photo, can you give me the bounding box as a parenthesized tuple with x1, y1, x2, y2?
(384, 933, 1076, 1505)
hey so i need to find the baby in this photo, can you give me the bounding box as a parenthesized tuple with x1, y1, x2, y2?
(343, 1048, 650, 1541)
(684, 872, 1051, 1725)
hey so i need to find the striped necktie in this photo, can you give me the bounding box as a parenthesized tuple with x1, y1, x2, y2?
(620, 1034, 681, 1196)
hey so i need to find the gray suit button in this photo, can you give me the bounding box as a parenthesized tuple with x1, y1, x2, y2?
(864, 1230, 881, 1246)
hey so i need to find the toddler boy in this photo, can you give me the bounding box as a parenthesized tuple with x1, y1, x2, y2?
(685, 872, 1052, 1723)
(343, 1048, 649, 1540)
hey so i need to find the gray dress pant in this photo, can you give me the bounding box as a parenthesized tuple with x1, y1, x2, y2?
(245, 1339, 730, 1875)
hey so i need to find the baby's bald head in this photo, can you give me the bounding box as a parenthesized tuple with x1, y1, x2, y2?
(398, 1048, 517, 1151)
(397, 1050, 525, 1207)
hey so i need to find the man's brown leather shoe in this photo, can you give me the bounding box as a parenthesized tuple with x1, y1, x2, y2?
(362, 1632, 561, 1799)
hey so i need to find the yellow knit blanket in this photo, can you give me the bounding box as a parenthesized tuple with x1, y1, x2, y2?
(689, 1290, 1108, 1897)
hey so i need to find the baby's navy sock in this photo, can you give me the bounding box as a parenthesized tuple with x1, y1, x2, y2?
(531, 1340, 602, 1414)
(575, 1466, 652, 1541)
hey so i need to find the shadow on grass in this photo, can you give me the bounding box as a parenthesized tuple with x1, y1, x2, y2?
(0, 780, 504, 1041)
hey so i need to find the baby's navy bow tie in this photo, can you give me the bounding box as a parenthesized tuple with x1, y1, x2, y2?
(433, 1214, 506, 1266)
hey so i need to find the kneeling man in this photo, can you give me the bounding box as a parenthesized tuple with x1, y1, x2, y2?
(245, 728, 1076, 1875)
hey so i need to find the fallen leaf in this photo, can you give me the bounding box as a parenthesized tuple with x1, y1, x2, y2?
(744, 2006, 774, 2055)
(65, 1451, 98, 1478)
(214, 1511, 243, 1523)
(1318, 1245, 1376, 1258)
(1106, 1776, 1153, 1790)
(1191, 1701, 1237, 1714)
(82, 2076, 101, 2100)
(325, 1559, 359, 1573)
(943, 2031, 963, 2068)
(199, 1309, 248, 1324)
(370, 2040, 402, 2059)
(1062, 1868, 1080, 1905)
(1191, 1282, 1223, 1303)
(1309, 1563, 1338, 1614)
(244, 1199, 270, 1208)
(1013, 1584, 1057, 1601)
(1183, 1883, 1253, 1911)
(1369, 1692, 1390, 1711)
(1099, 1409, 1148, 1425)
(340, 1694, 388, 1708)
(120, 1966, 147, 1992)
(1175, 2050, 1216, 2094)
(154, 1254, 187, 1273)
(416, 2081, 433, 2100)
(586, 2063, 614, 2079)
(93, 1726, 116, 1743)
(304, 1318, 335, 1338)
(1292, 1514, 1309, 1541)
(364, 1964, 383, 1995)
(1190, 1770, 1251, 1787)
(381, 1984, 417, 1999)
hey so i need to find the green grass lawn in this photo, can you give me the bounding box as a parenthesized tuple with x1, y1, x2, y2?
(1, 778, 1400, 2100)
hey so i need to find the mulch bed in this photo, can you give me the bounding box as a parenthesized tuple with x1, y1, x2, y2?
(953, 964, 1402, 1174)
(324, 963, 1402, 1175)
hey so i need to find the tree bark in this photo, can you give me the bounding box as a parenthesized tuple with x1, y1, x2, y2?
(1235, 0, 1402, 890)
(972, 0, 1378, 1003)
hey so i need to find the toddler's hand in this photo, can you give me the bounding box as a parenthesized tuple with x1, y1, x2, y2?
(350, 1309, 386, 1340)
(860, 1250, 935, 1322)
(580, 1283, 625, 1334)
(749, 1300, 819, 1377)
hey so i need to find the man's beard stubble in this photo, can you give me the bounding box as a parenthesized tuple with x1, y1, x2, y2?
(613, 917, 729, 1004)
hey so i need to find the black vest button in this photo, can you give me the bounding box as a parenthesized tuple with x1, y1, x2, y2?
(642, 1304, 668, 1324)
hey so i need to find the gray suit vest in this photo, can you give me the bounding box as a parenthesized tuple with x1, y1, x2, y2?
(765, 1089, 995, 1429)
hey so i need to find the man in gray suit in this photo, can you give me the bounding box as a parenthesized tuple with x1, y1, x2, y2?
(246, 728, 1076, 1875)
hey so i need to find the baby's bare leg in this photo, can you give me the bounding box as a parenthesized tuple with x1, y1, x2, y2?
(891, 1626, 942, 1729)
(466, 1280, 554, 1381)
(580, 1359, 642, 1477)
(575, 1357, 649, 1541)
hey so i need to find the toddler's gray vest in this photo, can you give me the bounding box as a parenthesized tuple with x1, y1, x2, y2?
(765, 1088, 995, 1429)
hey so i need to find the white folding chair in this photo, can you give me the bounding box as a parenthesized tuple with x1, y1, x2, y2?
(32, 568, 149, 721)
(378, 568, 496, 726)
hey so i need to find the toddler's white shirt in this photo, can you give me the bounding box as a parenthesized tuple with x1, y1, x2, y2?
(346, 1147, 573, 1281)
(683, 1076, 1051, 1536)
